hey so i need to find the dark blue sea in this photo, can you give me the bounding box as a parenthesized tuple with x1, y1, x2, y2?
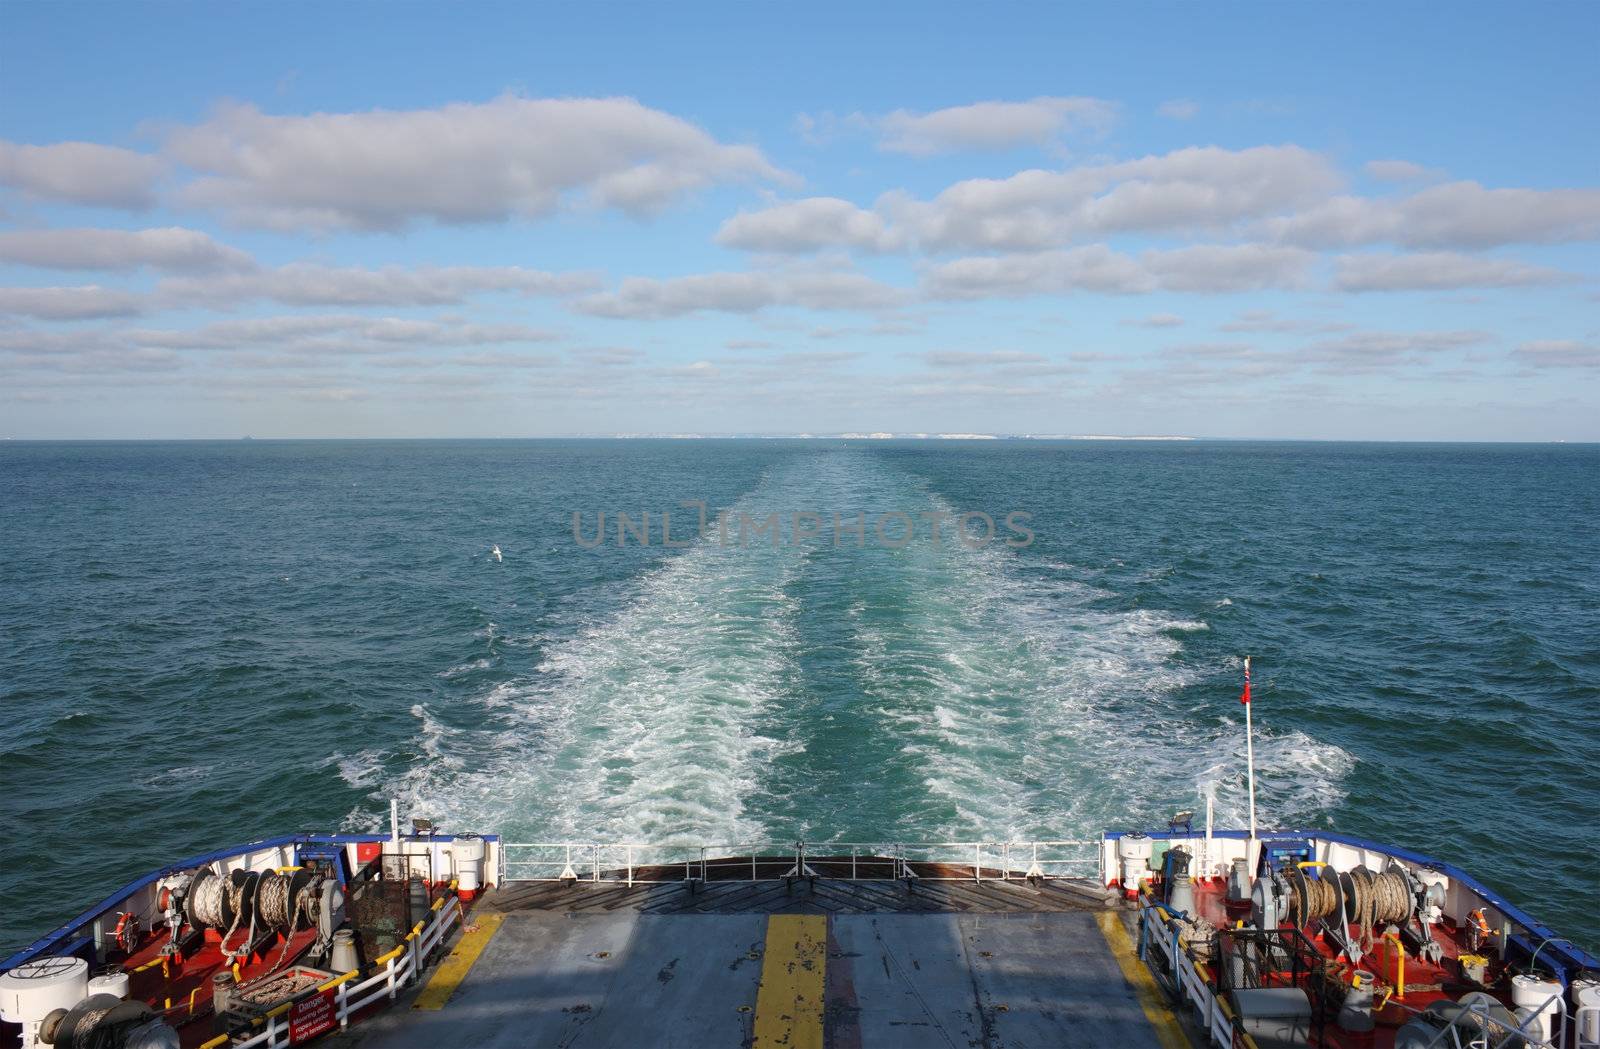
(2, 440, 1596, 952)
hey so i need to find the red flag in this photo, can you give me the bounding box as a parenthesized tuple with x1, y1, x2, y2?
(1240, 657, 1251, 705)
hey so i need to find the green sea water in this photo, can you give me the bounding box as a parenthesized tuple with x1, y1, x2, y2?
(2, 439, 1596, 952)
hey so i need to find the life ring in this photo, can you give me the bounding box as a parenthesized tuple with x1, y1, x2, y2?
(113, 911, 139, 954)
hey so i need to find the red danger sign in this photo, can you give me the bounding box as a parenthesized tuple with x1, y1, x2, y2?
(289, 987, 338, 1044)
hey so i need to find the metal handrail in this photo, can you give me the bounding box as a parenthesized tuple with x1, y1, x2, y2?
(498, 839, 1100, 883)
(1411, 990, 1569, 1049)
(202, 889, 461, 1049)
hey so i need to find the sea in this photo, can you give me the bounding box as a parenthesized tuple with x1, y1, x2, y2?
(2, 439, 1596, 953)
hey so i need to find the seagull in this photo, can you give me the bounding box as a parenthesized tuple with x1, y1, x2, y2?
(491, 545, 503, 563)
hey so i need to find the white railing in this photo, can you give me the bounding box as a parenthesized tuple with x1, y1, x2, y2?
(1139, 901, 1238, 1047)
(1577, 1005, 1600, 1049)
(498, 839, 1101, 885)
(1140, 899, 1590, 1049)
(202, 890, 461, 1049)
(1408, 991, 1569, 1049)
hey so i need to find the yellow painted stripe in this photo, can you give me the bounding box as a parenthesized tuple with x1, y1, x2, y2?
(1095, 910, 1192, 1049)
(752, 914, 826, 1049)
(412, 913, 505, 1011)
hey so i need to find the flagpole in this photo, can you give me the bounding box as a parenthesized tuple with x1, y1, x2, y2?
(1244, 655, 1257, 840)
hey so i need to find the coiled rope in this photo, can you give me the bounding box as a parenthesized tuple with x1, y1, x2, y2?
(188, 872, 228, 929)
(256, 873, 295, 932)
(65, 1000, 117, 1046)
(1287, 866, 1336, 924)
(189, 869, 254, 960)
(1287, 866, 1411, 948)
(256, 872, 318, 975)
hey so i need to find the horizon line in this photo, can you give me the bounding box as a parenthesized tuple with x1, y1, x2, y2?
(2, 435, 1595, 445)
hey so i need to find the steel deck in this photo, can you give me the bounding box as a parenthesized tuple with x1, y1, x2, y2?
(484, 872, 1117, 916)
(344, 879, 1194, 1048)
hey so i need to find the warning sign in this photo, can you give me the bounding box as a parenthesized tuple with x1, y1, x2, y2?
(289, 987, 338, 1044)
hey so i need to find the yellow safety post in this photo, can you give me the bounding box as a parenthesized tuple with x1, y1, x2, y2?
(317, 968, 361, 992)
(372, 943, 407, 966)
(1384, 931, 1405, 999)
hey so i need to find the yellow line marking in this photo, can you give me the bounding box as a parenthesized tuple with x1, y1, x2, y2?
(752, 914, 826, 1049)
(1095, 909, 1192, 1049)
(412, 913, 504, 1011)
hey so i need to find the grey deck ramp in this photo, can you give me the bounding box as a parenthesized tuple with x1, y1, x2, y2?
(486, 875, 1112, 915)
(348, 912, 767, 1048)
(830, 913, 1166, 1048)
(347, 908, 1175, 1048)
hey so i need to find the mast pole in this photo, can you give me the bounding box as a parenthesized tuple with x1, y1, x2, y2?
(1244, 656, 1257, 840)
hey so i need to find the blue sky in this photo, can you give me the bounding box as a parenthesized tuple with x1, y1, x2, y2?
(1, 2, 1596, 439)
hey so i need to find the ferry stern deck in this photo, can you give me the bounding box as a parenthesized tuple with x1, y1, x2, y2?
(345, 864, 1193, 1049)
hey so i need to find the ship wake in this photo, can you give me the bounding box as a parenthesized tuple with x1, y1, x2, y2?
(374, 449, 1354, 845)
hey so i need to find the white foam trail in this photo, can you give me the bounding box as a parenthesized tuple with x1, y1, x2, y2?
(438, 657, 493, 679)
(1194, 726, 1356, 829)
(392, 475, 810, 845)
(377, 449, 1354, 846)
(324, 749, 385, 789)
(832, 479, 1354, 840)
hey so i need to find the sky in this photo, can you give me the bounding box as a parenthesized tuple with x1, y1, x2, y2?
(1, 2, 1597, 440)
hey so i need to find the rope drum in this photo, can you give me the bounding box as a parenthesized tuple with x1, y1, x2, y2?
(1286, 865, 1413, 948)
(174, 866, 329, 977)
(255, 872, 295, 932)
(186, 870, 228, 929)
(253, 870, 316, 934)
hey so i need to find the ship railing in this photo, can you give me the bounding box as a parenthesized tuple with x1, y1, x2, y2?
(1404, 989, 1570, 1049)
(206, 886, 461, 1049)
(497, 839, 1101, 886)
(1138, 899, 1246, 1048)
(1140, 897, 1584, 1049)
(1576, 1004, 1600, 1049)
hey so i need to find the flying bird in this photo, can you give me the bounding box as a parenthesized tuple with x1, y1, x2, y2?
(491, 545, 503, 563)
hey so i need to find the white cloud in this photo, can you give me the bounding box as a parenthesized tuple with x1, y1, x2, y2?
(1302, 329, 1488, 370)
(876, 97, 1116, 155)
(1364, 159, 1438, 182)
(924, 246, 1152, 299)
(1129, 327, 1493, 386)
(1157, 99, 1200, 120)
(923, 243, 1313, 299)
(166, 95, 788, 231)
(1220, 310, 1353, 334)
(1267, 181, 1600, 248)
(922, 350, 1049, 367)
(575, 267, 907, 318)
(126, 314, 558, 351)
(889, 145, 1340, 251)
(158, 263, 599, 307)
(717, 150, 1600, 264)
(0, 227, 254, 273)
(1126, 313, 1185, 327)
(0, 285, 144, 320)
(1334, 252, 1568, 291)
(1511, 340, 1599, 369)
(715, 198, 900, 253)
(0, 140, 162, 209)
(1142, 244, 1314, 293)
